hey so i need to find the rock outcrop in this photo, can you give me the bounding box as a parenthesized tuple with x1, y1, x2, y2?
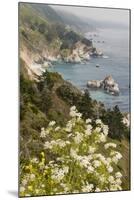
(87, 75, 120, 95)
(90, 47, 103, 57)
(122, 113, 130, 127)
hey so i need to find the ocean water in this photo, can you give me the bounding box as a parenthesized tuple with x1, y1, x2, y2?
(49, 28, 130, 112)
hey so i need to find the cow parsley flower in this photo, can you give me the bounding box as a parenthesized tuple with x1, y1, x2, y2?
(74, 132, 83, 144)
(107, 165, 113, 173)
(30, 174, 35, 180)
(95, 187, 101, 192)
(49, 121, 56, 126)
(104, 143, 117, 149)
(102, 125, 109, 136)
(86, 118, 92, 124)
(108, 176, 114, 183)
(93, 160, 101, 168)
(88, 146, 96, 154)
(82, 183, 94, 192)
(40, 128, 49, 138)
(20, 186, 25, 192)
(115, 172, 122, 179)
(96, 119, 102, 124)
(55, 126, 60, 131)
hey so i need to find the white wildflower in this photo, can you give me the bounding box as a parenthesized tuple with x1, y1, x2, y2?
(87, 165, 94, 173)
(96, 119, 102, 124)
(107, 157, 112, 164)
(67, 133, 72, 138)
(60, 183, 69, 192)
(70, 148, 78, 158)
(110, 151, 122, 161)
(31, 157, 38, 163)
(99, 133, 106, 143)
(85, 129, 92, 136)
(85, 124, 92, 136)
(82, 183, 94, 192)
(55, 126, 60, 131)
(94, 127, 101, 133)
(95, 187, 101, 192)
(70, 105, 76, 111)
(107, 165, 113, 173)
(63, 166, 69, 174)
(99, 175, 105, 183)
(20, 186, 25, 192)
(88, 146, 96, 154)
(40, 128, 49, 138)
(108, 176, 114, 183)
(49, 160, 54, 165)
(79, 157, 90, 168)
(44, 141, 52, 149)
(22, 179, 27, 186)
(69, 110, 77, 118)
(102, 125, 109, 136)
(49, 121, 56, 126)
(115, 172, 122, 179)
(25, 194, 31, 197)
(93, 160, 101, 168)
(110, 184, 122, 191)
(74, 132, 83, 144)
(66, 141, 71, 145)
(65, 122, 72, 132)
(112, 156, 119, 164)
(115, 178, 122, 185)
(86, 118, 92, 124)
(94, 154, 106, 163)
(30, 173, 35, 180)
(41, 184, 45, 188)
(104, 143, 117, 149)
(51, 167, 68, 182)
(59, 141, 66, 148)
(69, 106, 82, 119)
(115, 152, 122, 160)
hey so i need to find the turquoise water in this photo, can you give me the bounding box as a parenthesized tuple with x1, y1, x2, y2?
(49, 28, 130, 112)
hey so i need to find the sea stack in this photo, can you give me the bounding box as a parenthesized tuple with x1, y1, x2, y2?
(87, 75, 120, 95)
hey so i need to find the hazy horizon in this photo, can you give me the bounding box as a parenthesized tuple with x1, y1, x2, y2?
(51, 5, 129, 28)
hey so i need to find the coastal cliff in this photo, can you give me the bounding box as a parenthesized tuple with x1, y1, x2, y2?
(19, 3, 99, 80)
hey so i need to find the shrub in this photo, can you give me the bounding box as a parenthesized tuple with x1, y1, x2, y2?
(20, 106, 123, 197)
(101, 106, 128, 140)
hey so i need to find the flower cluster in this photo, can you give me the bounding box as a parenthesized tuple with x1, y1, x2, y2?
(20, 106, 123, 197)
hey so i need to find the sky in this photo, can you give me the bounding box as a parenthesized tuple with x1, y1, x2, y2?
(51, 5, 129, 27)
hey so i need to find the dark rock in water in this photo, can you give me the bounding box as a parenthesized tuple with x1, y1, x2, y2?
(96, 64, 100, 68)
(87, 75, 120, 95)
(90, 48, 103, 57)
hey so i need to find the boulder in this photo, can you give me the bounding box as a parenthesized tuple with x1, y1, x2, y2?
(102, 75, 119, 95)
(87, 80, 103, 88)
(87, 75, 120, 95)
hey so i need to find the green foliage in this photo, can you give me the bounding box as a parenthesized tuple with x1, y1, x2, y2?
(57, 83, 129, 141)
(76, 90, 95, 119)
(40, 88, 52, 114)
(56, 82, 81, 105)
(101, 106, 129, 140)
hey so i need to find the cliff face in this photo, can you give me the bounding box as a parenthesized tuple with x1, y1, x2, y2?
(19, 3, 94, 79)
